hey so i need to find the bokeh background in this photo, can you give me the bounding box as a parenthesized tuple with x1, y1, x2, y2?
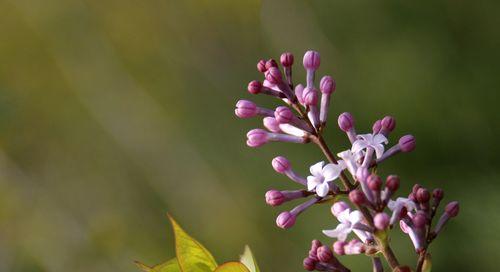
(0, 0, 499, 271)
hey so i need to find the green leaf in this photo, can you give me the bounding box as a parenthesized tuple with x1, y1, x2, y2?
(167, 214, 218, 272)
(422, 253, 432, 272)
(214, 262, 250, 272)
(239, 246, 260, 272)
(135, 258, 181, 272)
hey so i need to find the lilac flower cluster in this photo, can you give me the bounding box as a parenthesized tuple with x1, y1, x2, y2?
(235, 50, 459, 271)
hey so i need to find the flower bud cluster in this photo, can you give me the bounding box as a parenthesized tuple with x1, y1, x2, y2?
(235, 50, 459, 271)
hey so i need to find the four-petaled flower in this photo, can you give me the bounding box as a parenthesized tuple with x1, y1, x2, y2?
(352, 133, 388, 159)
(322, 209, 364, 241)
(337, 150, 362, 176)
(307, 161, 346, 197)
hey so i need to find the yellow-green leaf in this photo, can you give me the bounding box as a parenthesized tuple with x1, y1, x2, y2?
(422, 253, 432, 272)
(214, 262, 250, 272)
(135, 258, 181, 272)
(239, 246, 260, 272)
(167, 214, 217, 272)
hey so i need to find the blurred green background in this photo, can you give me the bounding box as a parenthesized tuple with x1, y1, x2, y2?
(0, 0, 499, 271)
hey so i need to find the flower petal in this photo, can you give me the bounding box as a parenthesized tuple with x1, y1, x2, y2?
(349, 210, 364, 224)
(373, 144, 385, 159)
(322, 163, 343, 181)
(307, 176, 321, 191)
(316, 182, 330, 197)
(337, 208, 352, 223)
(351, 140, 368, 153)
(310, 161, 325, 177)
(374, 134, 388, 145)
(323, 223, 350, 239)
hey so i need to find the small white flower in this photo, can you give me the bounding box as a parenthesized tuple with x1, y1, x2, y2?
(351, 133, 388, 159)
(307, 161, 346, 197)
(337, 150, 361, 176)
(388, 197, 417, 212)
(322, 209, 364, 242)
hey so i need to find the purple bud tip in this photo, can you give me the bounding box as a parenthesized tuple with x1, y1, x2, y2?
(265, 59, 278, 70)
(280, 52, 294, 67)
(311, 239, 323, 251)
(399, 135, 416, 152)
(247, 80, 262, 94)
(433, 188, 444, 200)
(386, 175, 400, 191)
(381, 116, 396, 132)
(317, 245, 333, 262)
(303, 257, 316, 271)
(246, 129, 268, 147)
(338, 112, 354, 132)
(372, 119, 382, 134)
(412, 184, 422, 195)
(274, 106, 294, 124)
(257, 59, 267, 73)
(263, 117, 281, 133)
(276, 211, 296, 229)
(272, 156, 291, 173)
(302, 87, 318, 105)
(349, 189, 366, 205)
(445, 201, 460, 217)
(374, 213, 390, 230)
(333, 241, 346, 255)
(319, 76, 336, 94)
(412, 212, 427, 228)
(265, 190, 285, 206)
(367, 174, 382, 191)
(416, 188, 431, 203)
(265, 67, 282, 85)
(331, 201, 350, 217)
(303, 50, 321, 70)
(235, 100, 257, 118)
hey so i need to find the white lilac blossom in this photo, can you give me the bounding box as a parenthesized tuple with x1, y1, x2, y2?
(322, 209, 370, 242)
(352, 133, 388, 159)
(307, 161, 346, 197)
(235, 50, 459, 272)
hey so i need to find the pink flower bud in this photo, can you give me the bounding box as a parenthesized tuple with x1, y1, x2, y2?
(303, 257, 316, 271)
(367, 174, 382, 191)
(331, 201, 350, 217)
(272, 156, 291, 173)
(381, 116, 396, 132)
(302, 87, 318, 105)
(374, 213, 390, 230)
(235, 100, 257, 118)
(445, 201, 459, 217)
(295, 84, 305, 105)
(263, 117, 281, 133)
(386, 175, 400, 191)
(247, 80, 262, 94)
(349, 189, 366, 205)
(372, 119, 382, 134)
(280, 52, 294, 67)
(317, 246, 333, 262)
(265, 67, 283, 85)
(319, 76, 336, 94)
(276, 211, 296, 229)
(265, 59, 278, 70)
(412, 212, 427, 228)
(246, 129, 268, 147)
(265, 190, 285, 206)
(303, 50, 321, 70)
(338, 112, 354, 132)
(416, 188, 430, 203)
(333, 241, 346, 255)
(412, 184, 422, 195)
(433, 188, 444, 201)
(274, 106, 294, 124)
(257, 59, 267, 73)
(399, 135, 416, 152)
